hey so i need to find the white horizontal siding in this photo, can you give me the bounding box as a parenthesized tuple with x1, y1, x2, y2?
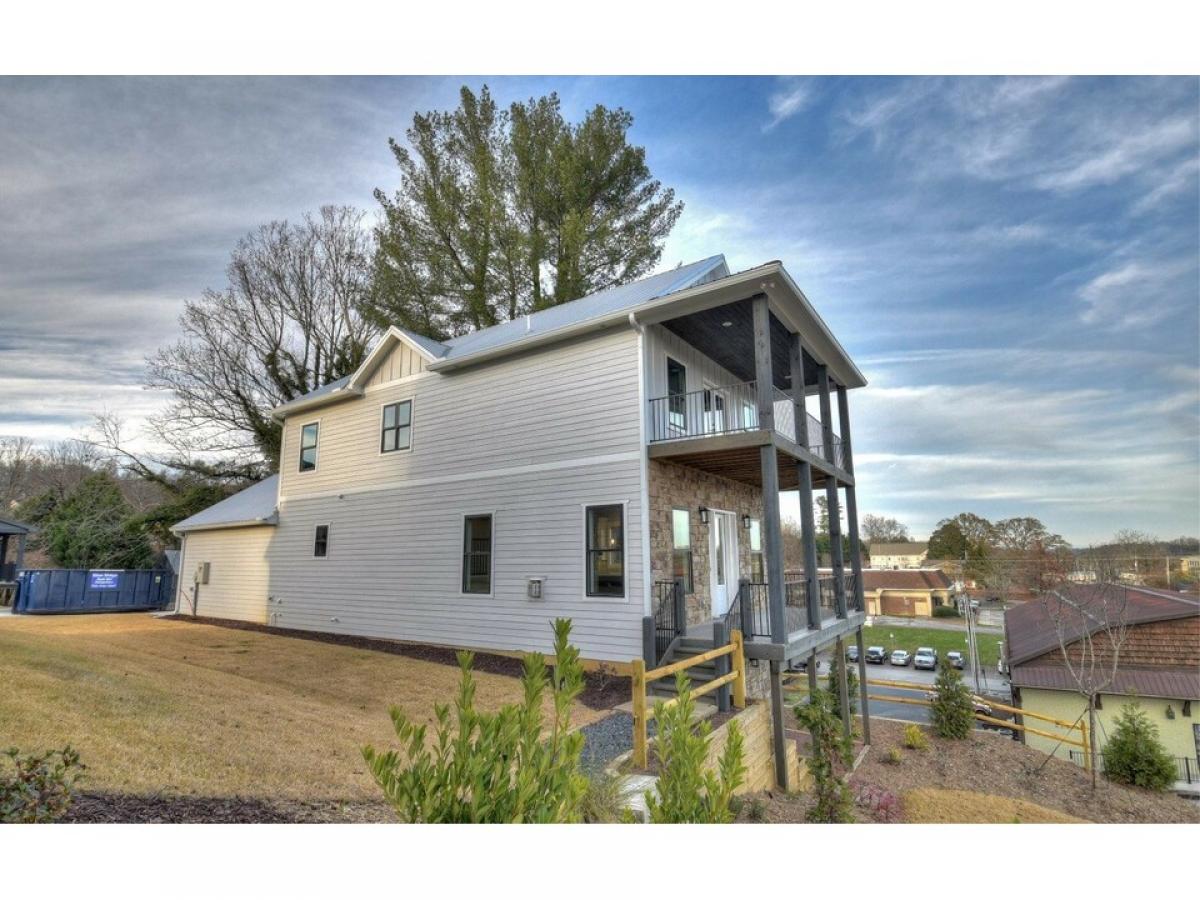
(265, 457, 645, 661)
(279, 327, 641, 499)
(177, 527, 273, 623)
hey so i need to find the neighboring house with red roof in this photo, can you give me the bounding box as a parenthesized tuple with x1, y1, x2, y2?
(1005, 584, 1200, 786)
(861, 567, 954, 617)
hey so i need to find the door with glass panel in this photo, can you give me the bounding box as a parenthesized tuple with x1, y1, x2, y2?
(709, 510, 740, 618)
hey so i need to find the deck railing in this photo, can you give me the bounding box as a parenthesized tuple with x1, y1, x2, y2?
(646, 380, 844, 469)
(652, 579, 687, 665)
(1069, 750, 1199, 785)
(722, 580, 772, 640)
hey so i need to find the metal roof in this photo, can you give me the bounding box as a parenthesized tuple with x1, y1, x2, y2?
(0, 517, 33, 535)
(1011, 664, 1200, 700)
(861, 568, 952, 591)
(173, 475, 279, 533)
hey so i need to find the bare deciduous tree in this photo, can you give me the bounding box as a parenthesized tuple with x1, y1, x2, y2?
(146, 205, 379, 471)
(1040, 582, 1132, 788)
(860, 513, 911, 544)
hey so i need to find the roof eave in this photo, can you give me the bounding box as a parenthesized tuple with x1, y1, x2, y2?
(173, 513, 279, 536)
(270, 386, 363, 421)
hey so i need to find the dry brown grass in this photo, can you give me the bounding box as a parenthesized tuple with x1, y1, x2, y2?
(902, 788, 1086, 823)
(0, 613, 606, 801)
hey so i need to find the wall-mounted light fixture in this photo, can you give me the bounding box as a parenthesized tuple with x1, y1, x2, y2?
(742, 514, 752, 529)
(1183, 700, 1192, 717)
(698, 507, 709, 525)
(1166, 705, 1176, 720)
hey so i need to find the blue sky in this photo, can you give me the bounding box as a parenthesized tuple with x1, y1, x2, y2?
(0, 76, 1196, 544)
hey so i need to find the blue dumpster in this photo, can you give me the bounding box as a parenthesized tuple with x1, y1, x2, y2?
(14, 569, 176, 614)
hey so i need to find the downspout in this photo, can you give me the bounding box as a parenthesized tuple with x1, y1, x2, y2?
(629, 313, 653, 622)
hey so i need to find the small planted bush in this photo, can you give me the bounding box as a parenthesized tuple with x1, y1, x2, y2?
(829, 652, 858, 719)
(1, 746, 85, 823)
(932, 605, 962, 618)
(646, 672, 747, 824)
(930, 665, 975, 739)
(362, 618, 588, 823)
(883, 747, 904, 765)
(1101, 700, 1177, 792)
(903, 723, 930, 751)
(795, 687, 854, 823)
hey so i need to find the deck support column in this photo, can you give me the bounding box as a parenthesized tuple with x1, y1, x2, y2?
(752, 293, 786, 643)
(818, 367, 847, 619)
(769, 659, 789, 789)
(855, 626, 871, 744)
(837, 384, 865, 614)
(790, 333, 821, 630)
(835, 636, 852, 739)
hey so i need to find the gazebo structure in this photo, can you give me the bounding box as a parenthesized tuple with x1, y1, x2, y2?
(0, 517, 32, 582)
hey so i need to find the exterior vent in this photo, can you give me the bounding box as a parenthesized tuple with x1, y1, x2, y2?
(526, 577, 545, 601)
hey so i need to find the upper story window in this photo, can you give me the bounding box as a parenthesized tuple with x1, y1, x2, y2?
(671, 507, 693, 593)
(381, 400, 413, 453)
(667, 357, 687, 432)
(586, 504, 624, 598)
(299, 422, 319, 472)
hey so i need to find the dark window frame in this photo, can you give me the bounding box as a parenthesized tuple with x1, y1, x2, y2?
(666, 356, 687, 433)
(461, 514, 493, 595)
(585, 503, 625, 599)
(313, 524, 330, 558)
(298, 421, 320, 472)
(380, 399, 414, 454)
(748, 516, 765, 583)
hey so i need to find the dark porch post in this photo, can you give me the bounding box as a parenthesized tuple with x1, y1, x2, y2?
(835, 637, 852, 739)
(752, 293, 789, 791)
(752, 294, 786, 642)
(837, 384, 865, 613)
(818, 367, 847, 619)
(789, 333, 821, 630)
(856, 627, 872, 744)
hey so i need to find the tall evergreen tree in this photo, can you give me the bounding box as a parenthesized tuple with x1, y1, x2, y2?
(368, 86, 683, 338)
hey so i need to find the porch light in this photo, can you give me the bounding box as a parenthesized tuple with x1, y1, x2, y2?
(1166, 705, 1175, 720)
(721, 320, 733, 327)
(698, 507, 709, 525)
(742, 514, 751, 529)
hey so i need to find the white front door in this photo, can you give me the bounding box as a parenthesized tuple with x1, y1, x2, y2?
(709, 510, 741, 618)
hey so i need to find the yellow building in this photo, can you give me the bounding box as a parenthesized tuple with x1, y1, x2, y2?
(1005, 586, 1200, 791)
(862, 568, 954, 617)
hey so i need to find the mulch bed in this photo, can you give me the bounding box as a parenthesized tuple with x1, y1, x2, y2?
(65, 792, 396, 824)
(164, 615, 630, 711)
(737, 717, 1200, 824)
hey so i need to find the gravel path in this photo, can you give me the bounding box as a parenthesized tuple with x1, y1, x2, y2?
(579, 712, 658, 775)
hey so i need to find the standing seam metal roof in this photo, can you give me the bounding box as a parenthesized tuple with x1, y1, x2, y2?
(173, 475, 280, 532)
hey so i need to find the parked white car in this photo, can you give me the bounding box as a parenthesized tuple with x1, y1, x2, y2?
(889, 648, 911, 666)
(913, 647, 938, 670)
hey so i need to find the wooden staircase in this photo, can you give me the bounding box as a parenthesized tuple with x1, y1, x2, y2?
(649, 634, 719, 699)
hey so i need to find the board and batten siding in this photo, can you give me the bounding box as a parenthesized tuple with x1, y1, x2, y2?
(263, 325, 647, 662)
(643, 323, 742, 402)
(363, 340, 426, 387)
(176, 527, 273, 623)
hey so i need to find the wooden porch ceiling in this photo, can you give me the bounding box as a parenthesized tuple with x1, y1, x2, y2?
(648, 432, 845, 491)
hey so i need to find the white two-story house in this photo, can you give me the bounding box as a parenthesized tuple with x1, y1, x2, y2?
(174, 254, 873, 766)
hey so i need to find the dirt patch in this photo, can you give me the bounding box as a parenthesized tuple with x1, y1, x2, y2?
(65, 792, 396, 824)
(165, 614, 630, 711)
(903, 788, 1086, 824)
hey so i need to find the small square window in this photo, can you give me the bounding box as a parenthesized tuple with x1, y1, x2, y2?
(313, 524, 329, 558)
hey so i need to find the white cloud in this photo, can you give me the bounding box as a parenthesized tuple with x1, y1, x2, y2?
(1034, 116, 1196, 192)
(764, 78, 815, 131)
(1076, 257, 1193, 328)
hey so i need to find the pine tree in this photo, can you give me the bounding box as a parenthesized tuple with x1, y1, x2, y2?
(930, 665, 974, 739)
(1101, 700, 1177, 791)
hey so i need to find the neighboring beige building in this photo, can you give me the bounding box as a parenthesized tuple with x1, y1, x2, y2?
(861, 568, 954, 617)
(867, 541, 928, 569)
(1005, 585, 1200, 792)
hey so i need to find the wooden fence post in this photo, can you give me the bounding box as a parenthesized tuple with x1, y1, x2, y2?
(731, 629, 746, 709)
(631, 657, 648, 769)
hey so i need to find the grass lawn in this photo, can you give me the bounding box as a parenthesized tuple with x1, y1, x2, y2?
(861, 624, 1002, 669)
(0, 614, 607, 802)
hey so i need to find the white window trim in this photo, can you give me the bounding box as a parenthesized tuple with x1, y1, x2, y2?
(378, 397, 415, 456)
(313, 523, 331, 559)
(297, 418, 321, 474)
(582, 500, 629, 602)
(458, 511, 496, 599)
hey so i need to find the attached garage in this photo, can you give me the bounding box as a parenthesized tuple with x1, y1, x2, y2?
(173, 476, 279, 624)
(881, 593, 918, 617)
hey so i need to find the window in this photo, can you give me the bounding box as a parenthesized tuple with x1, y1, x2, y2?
(586, 504, 624, 597)
(671, 508, 693, 593)
(749, 517, 765, 582)
(299, 422, 319, 472)
(313, 524, 329, 558)
(667, 357, 687, 432)
(380, 400, 413, 453)
(462, 515, 492, 594)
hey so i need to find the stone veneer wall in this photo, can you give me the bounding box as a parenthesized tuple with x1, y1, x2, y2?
(648, 459, 765, 627)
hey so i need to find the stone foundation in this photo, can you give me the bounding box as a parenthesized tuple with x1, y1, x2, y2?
(648, 460, 764, 627)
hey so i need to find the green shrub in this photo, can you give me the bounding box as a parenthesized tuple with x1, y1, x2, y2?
(580, 770, 633, 823)
(1100, 700, 1177, 791)
(829, 652, 858, 718)
(930, 666, 975, 739)
(903, 723, 930, 751)
(362, 618, 588, 823)
(884, 747, 903, 765)
(645, 672, 747, 823)
(932, 605, 962, 618)
(1, 746, 85, 823)
(794, 687, 854, 823)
